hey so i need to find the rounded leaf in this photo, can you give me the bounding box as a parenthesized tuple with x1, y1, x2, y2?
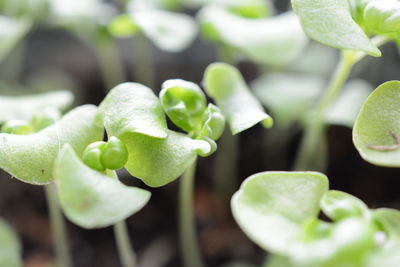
(0, 105, 104, 185)
(321, 190, 369, 221)
(122, 130, 211, 187)
(198, 8, 307, 66)
(132, 10, 198, 52)
(159, 79, 206, 132)
(353, 81, 400, 166)
(291, 0, 381, 56)
(231, 171, 328, 253)
(204, 62, 273, 134)
(0, 90, 73, 123)
(252, 73, 323, 128)
(55, 145, 151, 229)
(97, 82, 168, 139)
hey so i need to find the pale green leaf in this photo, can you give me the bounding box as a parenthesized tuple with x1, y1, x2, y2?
(291, 0, 381, 56)
(204, 62, 273, 134)
(97, 82, 168, 139)
(0, 219, 22, 267)
(55, 145, 151, 229)
(252, 73, 323, 128)
(0, 90, 74, 123)
(231, 171, 328, 253)
(373, 208, 400, 243)
(326, 79, 372, 128)
(132, 9, 198, 52)
(320, 190, 369, 221)
(363, 0, 400, 36)
(127, 0, 182, 11)
(198, 8, 307, 66)
(122, 130, 211, 187)
(0, 16, 31, 62)
(0, 105, 104, 185)
(353, 81, 400, 166)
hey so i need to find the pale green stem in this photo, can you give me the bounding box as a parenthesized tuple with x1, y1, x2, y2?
(94, 37, 127, 91)
(179, 158, 205, 267)
(131, 34, 155, 89)
(44, 183, 72, 267)
(114, 220, 137, 267)
(214, 46, 238, 206)
(293, 36, 390, 171)
(215, 129, 239, 206)
(107, 170, 137, 267)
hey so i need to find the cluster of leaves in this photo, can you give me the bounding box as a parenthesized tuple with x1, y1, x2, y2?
(232, 171, 400, 267)
(0, 60, 270, 232)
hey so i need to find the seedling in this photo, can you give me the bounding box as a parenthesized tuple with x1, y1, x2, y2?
(290, 0, 399, 171)
(232, 171, 400, 267)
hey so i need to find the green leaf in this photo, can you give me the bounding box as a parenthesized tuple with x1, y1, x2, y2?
(197, 103, 225, 140)
(353, 81, 400, 167)
(198, 8, 307, 66)
(292, 217, 376, 267)
(231, 171, 328, 253)
(132, 9, 198, 52)
(55, 145, 151, 229)
(363, 0, 400, 36)
(252, 73, 323, 128)
(97, 82, 168, 139)
(0, 219, 22, 267)
(159, 79, 207, 133)
(326, 79, 372, 128)
(0, 105, 104, 185)
(320, 190, 369, 221)
(291, 0, 381, 56)
(0, 16, 31, 62)
(0, 90, 73, 123)
(373, 208, 400, 243)
(204, 62, 273, 134)
(122, 130, 211, 187)
(108, 14, 140, 38)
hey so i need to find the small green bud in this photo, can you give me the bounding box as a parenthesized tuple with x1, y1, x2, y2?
(31, 106, 61, 132)
(1, 120, 33, 135)
(108, 14, 140, 38)
(82, 141, 107, 171)
(196, 136, 217, 157)
(198, 103, 225, 140)
(101, 136, 128, 170)
(160, 79, 207, 132)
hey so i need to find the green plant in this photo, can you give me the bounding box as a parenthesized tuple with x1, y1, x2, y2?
(291, 0, 398, 171)
(232, 171, 400, 267)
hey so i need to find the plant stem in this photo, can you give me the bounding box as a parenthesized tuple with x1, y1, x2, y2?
(131, 34, 155, 89)
(114, 220, 137, 267)
(179, 158, 204, 267)
(293, 36, 390, 171)
(214, 45, 238, 206)
(94, 37, 127, 91)
(215, 129, 239, 206)
(44, 183, 72, 267)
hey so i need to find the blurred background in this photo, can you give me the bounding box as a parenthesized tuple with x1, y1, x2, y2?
(1, 0, 400, 266)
